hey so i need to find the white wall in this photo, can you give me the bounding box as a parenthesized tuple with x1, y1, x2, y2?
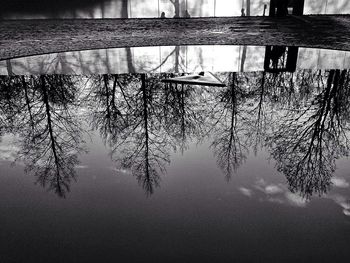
(304, 0, 350, 15)
(5, 0, 349, 19)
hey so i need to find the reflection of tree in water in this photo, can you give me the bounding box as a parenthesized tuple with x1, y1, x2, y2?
(161, 81, 209, 153)
(0, 76, 25, 134)
(90, 74, 131, 143)
(90, 73, 214, 194)
(3, 70, 350, 198)
(148, 46, 187, 74)
(90, 70, 350, 194)
(210, 73, 249, 180)
(267, 70, 350, 198)
(90, 74, 174, 195)
(243, 72, 270, 154)
(1, 75, 86, 197)
(126, 74, 167, 194)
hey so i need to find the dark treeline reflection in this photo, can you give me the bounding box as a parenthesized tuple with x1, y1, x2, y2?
(267, 70, 350, 197)
(88, 74, 210, 195)
(0, 75, 86, 197)
(1, 69, 350, 197)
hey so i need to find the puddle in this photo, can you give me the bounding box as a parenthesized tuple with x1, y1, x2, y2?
(1, 45, 350, 262)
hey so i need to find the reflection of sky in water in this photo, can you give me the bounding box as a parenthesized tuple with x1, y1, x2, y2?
(1, 71, 350, 262)
(1, 0, 350, 19)
(2, 139, 350, 261)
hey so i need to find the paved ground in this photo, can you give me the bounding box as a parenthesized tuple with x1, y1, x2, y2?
(1, 15, 350, 60)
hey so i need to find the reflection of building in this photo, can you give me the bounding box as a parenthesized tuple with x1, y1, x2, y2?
(2, 45, 350, 75)
(264, 46, 299, 73)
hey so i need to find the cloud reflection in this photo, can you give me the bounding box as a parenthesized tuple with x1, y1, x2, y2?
(1, 70, 350, 198)
(250, 178, 309, 208)
(328, 194, 350, 217)
(239, 187, 253, 197)
(0, 135, 20, 163)
(285, 192, 308, 207)
(239, 178, 350, 216)
(331, 177, 350, 188)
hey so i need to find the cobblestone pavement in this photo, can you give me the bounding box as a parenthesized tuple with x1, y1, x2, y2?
(1, 15, 350, 60)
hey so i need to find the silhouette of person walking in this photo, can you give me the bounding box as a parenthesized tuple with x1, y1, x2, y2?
(161, 12, 166, 18)
(241, 8, 246, 16)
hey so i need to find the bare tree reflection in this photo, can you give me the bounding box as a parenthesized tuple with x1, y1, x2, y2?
(267, 69, 350, 198)
(160, 80, 209, 153)
(0, 76, 25, 134)
(90, 74, 130, 143)
(210, 73, 249, 180)
(13, 75, 85, 197)
(243, 72, 272, 155)
(90, 74, 174, 195)
(2, 69, 350, 198)
(90, 73, 216, 194)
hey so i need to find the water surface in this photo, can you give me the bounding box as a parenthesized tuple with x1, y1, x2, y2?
(1, 45, 350, 75)
(1, 68, 350, 262)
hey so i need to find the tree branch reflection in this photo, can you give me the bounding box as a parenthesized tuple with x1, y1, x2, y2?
(210, 73, 249, 180)
(2, 69, 350, 198)
(267, 70, 350, 198)
(0, 75, 86, 197)
(90, 74, 173, 195)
